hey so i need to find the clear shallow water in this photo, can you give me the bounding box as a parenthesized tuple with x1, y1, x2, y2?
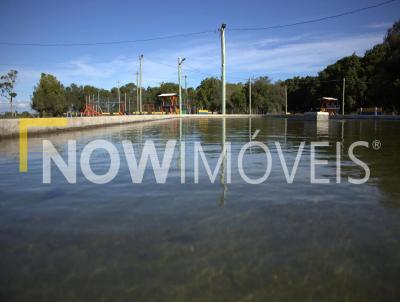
(0, 117, 400, 301)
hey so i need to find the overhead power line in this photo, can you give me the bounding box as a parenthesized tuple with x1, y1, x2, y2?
(230, 0, 399, 31)
(183, 63, 218, 78)
(0, 0, 397, 47)
(0, 30, 216, 47)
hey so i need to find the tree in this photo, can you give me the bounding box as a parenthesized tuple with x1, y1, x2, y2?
(65, 84, 85, 112)
(0, 70, 18, 117)
(196, 77, 221, 111)
(318, 54, 367, 112)
(32, 73, 67, 116)
(229, 84, 246, 113)
(383, 20, 400, 111)
(246, 77, 284, 114)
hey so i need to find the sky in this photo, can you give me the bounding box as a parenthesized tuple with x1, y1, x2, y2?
(0, 0, 399, 112)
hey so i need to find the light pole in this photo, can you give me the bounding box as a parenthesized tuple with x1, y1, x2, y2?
(124, 92, 127, 115)
(178, 57, 186, 116)
(184, 75, 188, 111)
(220, 23, 226, 115)
(117, 81, 121, 113)
(139, 54, 143, 113)
(249, 77, 252, 115)
(342, 77, 346, 115)
(285, 85, 288, 115)
(136, 71, 139, 113)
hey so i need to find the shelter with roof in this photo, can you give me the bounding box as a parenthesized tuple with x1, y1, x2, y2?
(319, 97, 340, 115)
(158, 93, 180, 114)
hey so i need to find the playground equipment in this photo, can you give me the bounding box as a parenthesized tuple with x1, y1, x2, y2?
(118, 104, 126, 115)
(81, 104, 102, 116)
(143, 103, 155, 114)
(80, 94, 136, 116)
(79, 93, 183, 116)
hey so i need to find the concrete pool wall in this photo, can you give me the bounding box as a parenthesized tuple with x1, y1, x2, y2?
(0, 114, 262, 138)
(0, 115, 178, 138)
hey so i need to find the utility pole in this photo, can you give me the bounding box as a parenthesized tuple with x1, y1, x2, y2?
(249, 77, 252, 115)
(342, 77, 346, 115)
(97, 90, 100, 112)
(136, 71, 139, 113)
(124, 93, 127, 115)
(184, 75, 188, 110)
(117, 81, 121, 113)
(285, 85, 288, 115)
(128, 96, 131, 114)
(178, 57, 186, 116)
(220, 23, 226, 115)
(139, 54, 143, 113)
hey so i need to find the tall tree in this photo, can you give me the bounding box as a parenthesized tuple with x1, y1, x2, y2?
(65, 84, 85, 112)
(196, 77, 221, 111)
(229, 84, 246, 113)
(0, 70, 18, 117)
(32, 73, 67, 117)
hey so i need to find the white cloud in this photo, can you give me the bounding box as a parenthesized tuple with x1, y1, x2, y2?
(0, 100, 32, 113)
(365, 22, 392, 29)
(227, 33, 383, 77)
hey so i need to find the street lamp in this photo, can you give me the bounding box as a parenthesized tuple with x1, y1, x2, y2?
(178, 57, 186, 116)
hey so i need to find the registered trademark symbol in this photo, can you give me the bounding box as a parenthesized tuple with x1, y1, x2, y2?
(372, 139, 381, 150)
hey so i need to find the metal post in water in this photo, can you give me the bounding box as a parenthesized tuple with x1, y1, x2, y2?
(220, 117, 227, 206)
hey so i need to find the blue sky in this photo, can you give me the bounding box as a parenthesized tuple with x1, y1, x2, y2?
(0, 0, 399, 112)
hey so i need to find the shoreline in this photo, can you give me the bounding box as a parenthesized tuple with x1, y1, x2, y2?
(272, 114, 400, 121)
(0, 115, 176, 139)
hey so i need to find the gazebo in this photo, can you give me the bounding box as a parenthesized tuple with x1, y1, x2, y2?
(319, 97, 340, 115)
(158, 93, 179, 114)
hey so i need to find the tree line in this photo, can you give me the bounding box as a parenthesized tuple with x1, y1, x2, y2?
(27, 73, 286, 116)
(285, 20, 400, 113)
(1, 21, 399, 117)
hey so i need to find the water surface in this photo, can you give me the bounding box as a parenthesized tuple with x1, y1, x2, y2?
(0, 117, 399, 301)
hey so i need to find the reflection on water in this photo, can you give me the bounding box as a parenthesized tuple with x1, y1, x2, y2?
(1, 117, 400, 301)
